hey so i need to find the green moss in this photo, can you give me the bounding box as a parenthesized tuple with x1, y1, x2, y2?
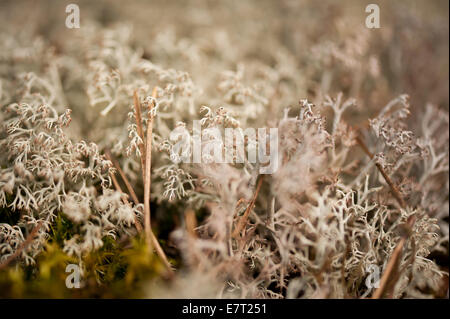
(48, 214, 76, 246)
(0, 215, 165, 298)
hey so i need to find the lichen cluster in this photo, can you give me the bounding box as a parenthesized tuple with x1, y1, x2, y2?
(0, 0, 448, 298)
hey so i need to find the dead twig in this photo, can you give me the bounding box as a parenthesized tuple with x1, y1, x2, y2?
(106, 150, 140, 205)
(0, 221, 43, 271)
(105, 151, 143, 233)
(372, 216, 416, 299)
(108, 90, 172, 276)
(133, 90, 146, 177)
(232, 175, 264, 238)
(355, 133, 417, 299)
(143, 95, 154, 248)
(356, 135, 406, 208)
(141, 89, 173, 276)
(185, 208, 198, 238)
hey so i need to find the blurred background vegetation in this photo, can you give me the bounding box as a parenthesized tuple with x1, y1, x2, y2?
(0, 0, 448, 298)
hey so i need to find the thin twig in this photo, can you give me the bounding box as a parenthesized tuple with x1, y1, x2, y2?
(133, 90, 146, 177)
(0, 221, 43, 271)
(355, 134, 418, 298)
(372, 216, 415, 299)
(232, 175, 264, 238)
(355, 135, 406, 208)
(356, 136, 416, 299)
(143, 99, 154, 248)
(105, 151, 143, 233)
(110, 168, 143, 233)
(149, 231, 173, 276)
(109, 90, 172, 275)
(185, 208, 198, 238)
(372, 238, 405, 298)
(141, 88, 173, 275)
(106, 150, 140, 205)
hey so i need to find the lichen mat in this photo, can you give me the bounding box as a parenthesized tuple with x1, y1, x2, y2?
(0, 0, 448, 299)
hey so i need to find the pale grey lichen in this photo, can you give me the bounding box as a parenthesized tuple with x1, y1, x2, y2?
(0, 0, 448, 299)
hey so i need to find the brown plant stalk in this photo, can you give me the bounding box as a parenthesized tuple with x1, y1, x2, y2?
(232, 175, 264, 238)
(355, 134, 416, 299)
(371, 216, 416, 299)
(141, 89, 173, 275)
(133, 90, 146, 177)
(355, 135, 406, 209)
(105, 151, 143, 233)
(106, 150, 140, 205)
(0, 221, 43, 271)
(143, 98, 154, 249)
(111, 90, 172, 275)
